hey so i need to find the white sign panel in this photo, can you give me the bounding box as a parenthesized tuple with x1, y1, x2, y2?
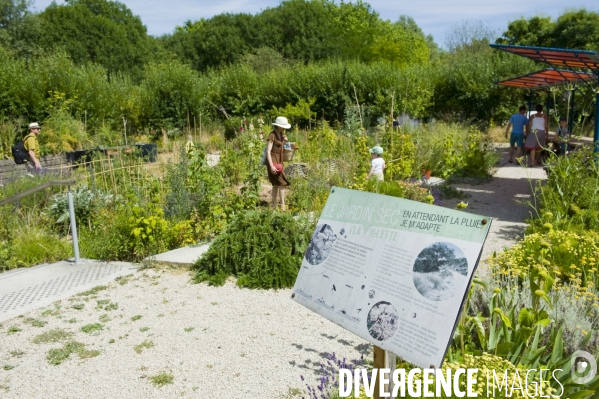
(291, 187, 491, 368)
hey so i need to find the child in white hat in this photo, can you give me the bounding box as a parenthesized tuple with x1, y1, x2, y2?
(367, 146, 385, 181)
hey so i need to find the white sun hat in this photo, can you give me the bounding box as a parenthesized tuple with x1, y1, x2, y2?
(272, 116, 291, 129)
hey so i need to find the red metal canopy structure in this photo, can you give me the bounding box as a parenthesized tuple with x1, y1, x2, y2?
(496, 69, 596, 90)
(490, 44, 599, 145)
(490, 44, 599, 69)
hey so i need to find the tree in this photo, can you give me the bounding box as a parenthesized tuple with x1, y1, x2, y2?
(397, 15, 441, 62)
(498, 10, 599, 50)
(0, 0, 38, 53)
(35, 0, 154, 77)
(497, 16, 554, 47)
(413, 243, 456, 273)
(258, 0, 337, 62)
(165, 13, 258, 72)
(551, 9, 599, 50)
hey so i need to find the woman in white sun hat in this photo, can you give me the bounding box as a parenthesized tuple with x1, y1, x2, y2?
(266, 116, 291, 210)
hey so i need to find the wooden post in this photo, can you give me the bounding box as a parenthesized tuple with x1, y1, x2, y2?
(122, 117, 128, 146)
(390, 90, 395, 124)
(353, 85, 363, 130)
(373, 346, 386, 399)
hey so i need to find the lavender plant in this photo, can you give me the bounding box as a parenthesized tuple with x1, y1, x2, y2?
(301, 352, 365, 399)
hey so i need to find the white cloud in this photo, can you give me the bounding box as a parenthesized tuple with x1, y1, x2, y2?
(32, 0, 599, 44)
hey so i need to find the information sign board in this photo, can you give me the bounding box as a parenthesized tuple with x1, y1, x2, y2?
(291, 187, 491, 368)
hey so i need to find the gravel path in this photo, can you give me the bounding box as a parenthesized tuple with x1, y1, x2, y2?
(439, 145, 547, 274)
(0, 145, 547, 398)
(0, 270, 368, 398)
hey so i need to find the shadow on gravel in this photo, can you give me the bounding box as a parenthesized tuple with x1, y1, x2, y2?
(442, 175, 542, 224)
(494, 223, 528, 244)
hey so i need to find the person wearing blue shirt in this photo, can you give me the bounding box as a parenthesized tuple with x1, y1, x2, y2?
(504, 105, 529, 163)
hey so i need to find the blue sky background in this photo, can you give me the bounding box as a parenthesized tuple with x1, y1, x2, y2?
(33, 0, 599, 47)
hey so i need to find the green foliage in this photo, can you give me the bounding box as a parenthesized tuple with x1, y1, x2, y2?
(0, 225, 72, 271)
(0, 119, 19, 159)
(32, 328, 73, 344)
(80, 323, 103, 334)
(136, 61, 205, 131)
(363, 179, 432, 204)
(530, 147, 599, 232)
(0, 0, 34, 53)
(499, 9, 599, 51)
(46, 340, 99, 365)
(167, 0, 430, 71)
(432, 44, 535, 123)
(192, 209, 312, 289)
(133, 340, 154, 354)
(46, 185, 120, 233)
(79, 199, 193, 262)
(35, 0, 156, 77)
(380, 130, 416, 180)
(270, 98, 316, 128)
(415, 125, 498, 179)
(149, 372, 174, 387)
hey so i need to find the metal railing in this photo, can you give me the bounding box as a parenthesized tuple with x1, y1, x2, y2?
(0, 180, 82, 265)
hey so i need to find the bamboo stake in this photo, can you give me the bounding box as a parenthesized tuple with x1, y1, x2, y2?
(390, 90, 395, 125)
(353, 85, 363, 131)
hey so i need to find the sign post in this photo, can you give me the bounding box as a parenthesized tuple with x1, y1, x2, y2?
(292, 187, 491, 377)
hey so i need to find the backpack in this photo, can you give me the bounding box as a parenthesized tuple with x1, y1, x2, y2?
(12, 133, 34, 165)
(12, 141, 29, 164)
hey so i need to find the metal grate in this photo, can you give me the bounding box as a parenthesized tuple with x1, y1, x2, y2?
(0, 263, 130, 315)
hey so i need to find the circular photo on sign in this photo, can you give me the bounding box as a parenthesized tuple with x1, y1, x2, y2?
(305, 224, 337, 265)
(412, 242, 468, 302)
(366, 301, 399, 341)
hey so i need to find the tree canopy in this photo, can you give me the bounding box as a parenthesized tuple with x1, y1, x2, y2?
(498, 9, 599, 50)
(33, 0, 157, 76)
(163, 0, 431, 71)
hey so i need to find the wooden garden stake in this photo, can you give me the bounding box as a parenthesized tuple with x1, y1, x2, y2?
(353, 85, 363, 130)
(390, 90, 395, 123)
(123, 117, 128, 146)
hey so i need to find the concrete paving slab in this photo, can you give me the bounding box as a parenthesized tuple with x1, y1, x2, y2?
(0, 259, 137, 323)
(148, 244, 210, 266)
(424, 176, 445, 186)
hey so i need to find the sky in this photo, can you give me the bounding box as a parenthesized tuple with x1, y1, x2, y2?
(33, 0, 599, 47)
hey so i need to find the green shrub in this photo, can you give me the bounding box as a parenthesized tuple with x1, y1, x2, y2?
(0, 225, 72, 270)
(80, 200, 193, 262)
(363, 179, 433, 203)
(46, 185, 121, 233)
(192, 208, 312, 289)
(530, 147, 599, 233)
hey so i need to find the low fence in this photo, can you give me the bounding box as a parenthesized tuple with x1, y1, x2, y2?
(0, 144, 158, 185)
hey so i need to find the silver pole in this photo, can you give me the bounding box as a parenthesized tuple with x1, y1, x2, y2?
(67, 186, 82, 264)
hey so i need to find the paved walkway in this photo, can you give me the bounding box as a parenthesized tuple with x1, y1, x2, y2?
(0, 259, 137, 323)
(440, 145, 547, 269)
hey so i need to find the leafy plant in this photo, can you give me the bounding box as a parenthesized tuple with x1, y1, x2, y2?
(192, 208, 312, 289)
(149, 372, 174, 387)
(46, 185, 120, 232)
